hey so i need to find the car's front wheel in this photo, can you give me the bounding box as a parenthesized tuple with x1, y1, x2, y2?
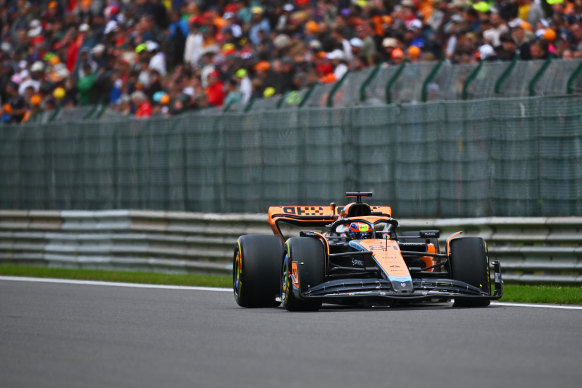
(281, 237, 325, 311)
(449, 237, 491, 307)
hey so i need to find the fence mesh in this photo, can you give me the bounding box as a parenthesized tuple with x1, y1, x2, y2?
(389, 62, 439, 104)
(363, 63, 402, 105)
(429, 62, 479, 101)
(2, 95, 581, 217)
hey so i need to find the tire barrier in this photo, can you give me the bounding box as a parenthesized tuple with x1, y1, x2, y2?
(0, 210, 580, 283)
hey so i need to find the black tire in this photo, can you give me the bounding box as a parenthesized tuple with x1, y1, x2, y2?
(449, 237, 491, 307)
(233, 235, 283, 308)
(281, 237, 325, 312)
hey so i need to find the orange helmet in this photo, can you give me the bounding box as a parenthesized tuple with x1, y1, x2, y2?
(543, 28, 556, 42)
(391, 48, 404, 59)
(305, 20, 319, 34)
(408, 45, 421, 58)
(30, 94, 42, 106)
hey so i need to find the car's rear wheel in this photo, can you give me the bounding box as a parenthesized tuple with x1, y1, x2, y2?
(281, 237, 325, 311)
(449, 237, 491, 307)
(233, 235, 282, 308)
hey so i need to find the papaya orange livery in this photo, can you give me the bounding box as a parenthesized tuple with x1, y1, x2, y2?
(358, 240, 410, 279)
(233, 191, 502, 311)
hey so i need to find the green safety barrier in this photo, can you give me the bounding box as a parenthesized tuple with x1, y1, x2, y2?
(1, 95, 581, 218)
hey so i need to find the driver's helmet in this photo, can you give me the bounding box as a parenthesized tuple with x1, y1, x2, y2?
(347, 222, 373, 240)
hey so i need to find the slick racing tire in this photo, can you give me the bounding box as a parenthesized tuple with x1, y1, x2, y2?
(449, 237, 491, 307)
(233, 235, 283, 308)
(281, 237, 325, 312)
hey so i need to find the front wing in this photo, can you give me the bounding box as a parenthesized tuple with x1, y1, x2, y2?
(296, 261, 503, 304)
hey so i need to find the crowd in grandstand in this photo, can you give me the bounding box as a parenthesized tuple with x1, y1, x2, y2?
(1, 0, 581, 122)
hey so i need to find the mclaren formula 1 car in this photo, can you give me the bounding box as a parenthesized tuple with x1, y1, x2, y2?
(233, 192, 502, 311)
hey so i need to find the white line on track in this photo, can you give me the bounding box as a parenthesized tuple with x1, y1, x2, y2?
(2, 277, 581, 310)
(0, 276, 231, 292)
(491, 301, 582, 310)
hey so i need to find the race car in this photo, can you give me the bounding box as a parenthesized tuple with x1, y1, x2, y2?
(233, 192, 503, 311)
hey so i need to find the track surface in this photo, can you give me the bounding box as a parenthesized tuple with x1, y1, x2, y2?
(1, 278, 581, 388)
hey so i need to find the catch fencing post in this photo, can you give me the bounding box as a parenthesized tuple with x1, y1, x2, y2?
(421, 60, 443, 102)
(494, 57, 518, 95)
(529, 57, 553, 96)
(385, 62, 407, 104)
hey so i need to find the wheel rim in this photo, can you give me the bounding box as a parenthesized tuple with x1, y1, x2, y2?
(233, 250, 243, 300)
(281, 256, 289, 305)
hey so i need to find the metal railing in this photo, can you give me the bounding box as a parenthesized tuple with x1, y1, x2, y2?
(1, 210, 580, 284)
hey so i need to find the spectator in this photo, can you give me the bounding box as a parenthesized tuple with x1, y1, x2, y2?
(205, 69, 225, 106)
(184, 18, 203, 67)
(249, 6, 271, 47)
(147, 41, 166, 76)
(224, 78, 242, 107)
(6, 82, 27, 123)
(77, 63, 96, 105)
(483, 9, 510, 48)
(510, 20, 533, 60)
(1, 0, 581, 123)
(77, 47, 97, 79)
(167, 10, 189, 68)
(132, 90, 153, 117)
(235, 68, 252, 104)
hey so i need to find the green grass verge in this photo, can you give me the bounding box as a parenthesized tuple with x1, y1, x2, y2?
(0, 265, 231, 288)
(500, 284, 582, 305)
(1, 265, 581, 305)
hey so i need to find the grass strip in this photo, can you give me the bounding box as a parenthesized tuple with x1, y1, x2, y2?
(500, 284, 582, 305)
(0, 265, 231, 288)
(1, 265, 581, 305)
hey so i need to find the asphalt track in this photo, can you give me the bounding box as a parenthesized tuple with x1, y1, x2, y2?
(1, 278, 581, 388)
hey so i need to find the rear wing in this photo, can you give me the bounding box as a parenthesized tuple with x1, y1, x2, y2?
(267, 204, 392, 239)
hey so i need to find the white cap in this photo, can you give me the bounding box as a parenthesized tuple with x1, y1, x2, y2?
(407, 19, 423, 31)
(91, 44, 105, 54)
(145, 40, 159, 52)
(508, 18, 524, 29)
(79, 23, 90, 32)
(105, 20, 118, 34)
(479, 44, 495, 60)
(28, 26, 42, 37)
(326, 49, 345, 60)
(273, 34, 291, 49)
(31, 61, 44, 72)
(451, 14, 464, 23)
(54, 64, 70, 79)
(382, 37, 398, 48)
(309, 39, 322, 50)
(349, 37, 363, 48)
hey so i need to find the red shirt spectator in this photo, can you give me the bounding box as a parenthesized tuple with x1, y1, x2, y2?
(131, 91, 153, 118)
(205, 70, 225, 106)
(66, 34, 82, 73)
(136, 101, 153, 117)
